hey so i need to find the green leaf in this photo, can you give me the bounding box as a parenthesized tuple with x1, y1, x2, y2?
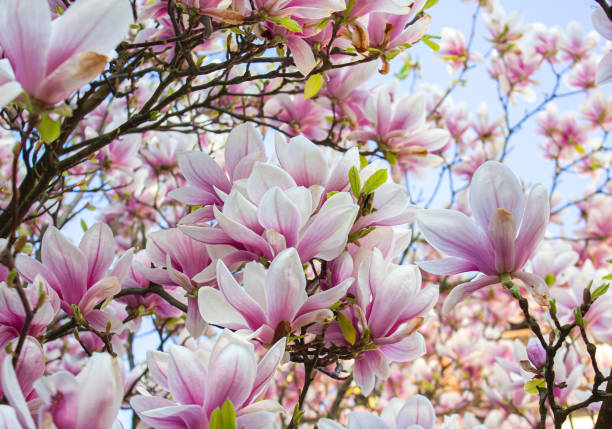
(80, 219, 88, 232)
(304, 73, 323, 99)
(362, 169, 387, 195)
(423, 0, 439, 9)
(524, 379, 546, 394)
(544, 273, 555, 286)
(348, 166, 360, 198)
(359, 155, 368, 169)
(574, 307, 584, 327)
(385, 151, 398, 165)
(209, 400, 237, 429)
(343, 0, 356, 21)
(602, 274, 612, 280)
(592, 283, 609, 300)
(421, 37, 440, 51)
(38, 115, 61, 143)
(337, 312, 357, 345)
(267, 16, 302, 32)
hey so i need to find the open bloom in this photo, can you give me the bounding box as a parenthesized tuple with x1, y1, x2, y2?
(417, 161, 550, 314)
(16, 223, 133, 332)
(0, 0, 132, 106)
(1, 352, 123, 429)
(199, 248, 352, 344)
(132, 330, 286, 428)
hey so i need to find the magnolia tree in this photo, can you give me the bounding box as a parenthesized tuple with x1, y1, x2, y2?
(0, 0, 611, 428)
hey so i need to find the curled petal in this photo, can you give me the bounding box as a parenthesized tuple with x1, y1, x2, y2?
(442, 275, 500, 315)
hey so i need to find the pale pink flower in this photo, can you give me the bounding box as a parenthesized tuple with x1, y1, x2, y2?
(199, 248, 351, 343)
(16, 223, 133, 333)
(580, 89, 612, 130)
(131, 330, 286, 428)
(560, 21, 599, 63)
(0, 0, 132, 106)
(417, 161, 550, 314)
(1, 352, 123, 429)
(264, 94, 330, 141)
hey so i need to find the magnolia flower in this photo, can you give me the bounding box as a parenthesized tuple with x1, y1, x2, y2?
(592, 7, 612, 85)
(0, 0, 132, 106)
(417, 161, 550, 314)
(16, 223, 133, 333)
(199, 248, 352, 343)
(132, 330, 286, 428)
(326, 249, 437, 394)
(0, 352, 123, 429)
(319, 395, 478, 429)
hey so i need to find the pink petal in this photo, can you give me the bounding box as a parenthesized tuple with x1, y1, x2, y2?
(442, 275, 500, 315)
(186, 296, 207, 338)
(79, 223, 115, 286)
(147, 350, 170, 390)
(469, 161, 525, 232)
(597, 52, 612, 85)
(265, 248, 308, 329)
(379, 332, 425, 362)
(417, 257, 478, 275)
(177, 151, 231, 199)
(79, 277, 120, 315)
(346, 412, 389, 429)
(41, 227, 87, 305)
(246, 163, 297, 205)
(198, 287, 249, 330)
(286, 36, 316, 76)
(168, 346, 207, 406)
(248, 338, 286, 403)
(0, 0, 50, 94)
(225, 123, 265, 181)
(214, 206, 273, 259)
(353, 349, 388, 396)
(488, 208, 517, 273)
(46, 0, 132, 74)
(1, 359, 35, 429)
(85, 309, 123, 333)
(258, 187, 302, 248)
(217, 260, 267, 328)
(297, 279, 352, 318)
(416, 209, 495, 275)
(593, 8, 612, 41)
(204, 341, 256, 415)
(515, 184, 549, 269)
(275, 135, 329, 187)
(131, 396, 204, 429)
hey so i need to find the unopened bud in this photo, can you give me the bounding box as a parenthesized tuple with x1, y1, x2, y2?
(526, 338, 546, 370)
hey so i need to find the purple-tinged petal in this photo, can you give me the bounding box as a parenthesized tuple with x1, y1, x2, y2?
(225, 123, 265, 181)
(286, 36, 316, 76)
(297, 193, 358, 262)
(34, 371, 78, 429)
(353, 349, 388, 396)
(168, 186, 218, 206)
(296, 279, 352, 318)
(514, 184, 550, 269)
(214, 206, 273, 259)
(46, 0, 132, 74)
(596, 52, 612, 85)
(417, 257, 478, 275)
(41, 227, 87, 305)
(198, 287, 249, 330)
(186, 296, 207, 338)
(85, 309, 123, 333)
(147, 350, 170, 390)
(15, 254, 59, 290)
(416, 209, 495, 275)
(442, 275, 499, 315)
(258, 187, 301, 248)
(217, 260, 267, 328)
(264, 248, 308, 329)
(79, 223, 115, 286)
(318, 418, 346, 429)
(347, 412, 390, 429)
(177, 151, 231, 198)
(167, 346, 207, 406)
(488, 208, 517, 273)
(275, 135, 329, 187)
(248, 338, 286, 403)
(131, 396, 205, 429)
(204, 341, 256, 415)
(379, 332, 425, 362)
(469, 161, 525, 231)
(79, 276, 120, 315)
(0, 405, 21, 429)
(0, 0, 50, 95)
(593, 8, 612, 41)
(246, 163, 297, 205)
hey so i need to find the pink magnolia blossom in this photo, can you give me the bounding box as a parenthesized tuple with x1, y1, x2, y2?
(326, 250, 437, 395)
(0, 352, 123, 429)
(319, 395, 474, 429)
(592, 7, 612, 84)
(131, 329, 286, 428)
(16, 223, 133, 333)
(580, 89, 612, 130)
(0, 0, 132, 106)
(560, 21, 599, 63)
(199, 247, 351, 343)
(263, 94, 330, 141)
(417, 161, 550, 314)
